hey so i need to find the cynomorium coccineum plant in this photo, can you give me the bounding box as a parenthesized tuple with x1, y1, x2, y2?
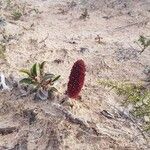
(67, 59, 86, 99)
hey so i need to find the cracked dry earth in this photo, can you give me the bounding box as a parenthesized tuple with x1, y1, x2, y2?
(0, 0, 150, 149)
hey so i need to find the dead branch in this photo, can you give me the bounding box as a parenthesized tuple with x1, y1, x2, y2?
(39, 34, 49, 43)
(53, 103, 101, 136)
(53, 103, 89, 128)
(0, 127, 18, 135)
(113, 19, 149, 32)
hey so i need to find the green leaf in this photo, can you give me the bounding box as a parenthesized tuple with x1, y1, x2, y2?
(40, 61, 46, 70)
(20, 69, 31, 76)
(40, 61, 46, 76)
(50, 87, 58, 92)
(19, 78, 35, 85)
(30, 63, 39, 77)
(52, 75, 60, 82)
(43, 73, 55, 81)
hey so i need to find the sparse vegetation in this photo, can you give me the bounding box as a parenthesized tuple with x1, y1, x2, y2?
(5, 0, 11, 8)
(79, 8, 89, 20)
(20, 62, 60, 100)
(11, 10, 22, 20)
(0, 44, 6, 59)
(137, 35, 150, 54)
(99, 79, 150, 131)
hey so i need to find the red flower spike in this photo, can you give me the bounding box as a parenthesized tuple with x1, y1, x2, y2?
(67, 59, 86, 99)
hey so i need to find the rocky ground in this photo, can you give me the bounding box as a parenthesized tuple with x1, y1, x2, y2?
(0, 0, 150, 149)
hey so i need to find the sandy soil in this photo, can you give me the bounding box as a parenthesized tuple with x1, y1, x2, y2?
(0, 0, 150, 149)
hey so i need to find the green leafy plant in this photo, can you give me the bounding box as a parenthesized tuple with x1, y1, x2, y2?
(99, 80, 150, 131)
(12, 10, 22, 20)
(20, 62, 60, 100)
(137, 35, 150, 54)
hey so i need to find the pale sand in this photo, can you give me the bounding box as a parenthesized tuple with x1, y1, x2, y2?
(0, 0, 150, 149)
